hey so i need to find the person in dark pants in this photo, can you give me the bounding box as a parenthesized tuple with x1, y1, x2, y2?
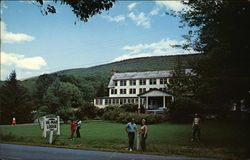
(140, 119, 148, 151)
(125, 118, 138, 152)
(192, 113, 201, 142)
(75, 119, 82, 138)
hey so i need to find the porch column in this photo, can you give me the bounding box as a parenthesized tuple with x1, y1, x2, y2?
(138, 97, 141, 109)
(94, 99, 96, 106)
(102, 99, 105, 107)
(163, 96, 166, 109)
(146, 96, 148, 109)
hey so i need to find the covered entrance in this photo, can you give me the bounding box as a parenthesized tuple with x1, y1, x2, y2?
(138, 89, 173, 111)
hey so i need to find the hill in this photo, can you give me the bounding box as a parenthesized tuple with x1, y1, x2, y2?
(20, 54, 201, 92)
(57, 54, 199, 80)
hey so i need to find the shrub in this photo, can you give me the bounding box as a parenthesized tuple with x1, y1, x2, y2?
(96, 108, 105, 117)
(102, 109, 120, 121)
(115, 112, 166, 124)
(76, 103, 98, 119)
(120, 103, 138, 112)
(104, 105, 120, 112)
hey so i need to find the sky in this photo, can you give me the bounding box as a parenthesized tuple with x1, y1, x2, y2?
(0, 1, 194, 80)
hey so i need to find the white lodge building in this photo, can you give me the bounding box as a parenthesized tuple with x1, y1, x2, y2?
(94, 70, 175, 111)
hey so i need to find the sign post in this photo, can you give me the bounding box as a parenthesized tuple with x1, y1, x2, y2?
(39, 116, 60, 143)
(45, 117, 58, 144)
(136, 133, 140, 151)
(43, 116, 47, 138)
(49, 131, 53, 144)
(57, 116, 60, 135)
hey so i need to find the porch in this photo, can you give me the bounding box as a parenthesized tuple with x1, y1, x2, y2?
(138, 89, 173, 112)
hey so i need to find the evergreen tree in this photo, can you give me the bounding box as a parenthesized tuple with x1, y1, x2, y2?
(0, 71, 33, 124)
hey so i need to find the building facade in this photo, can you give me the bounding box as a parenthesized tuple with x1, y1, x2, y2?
(94, 70, 177, 110)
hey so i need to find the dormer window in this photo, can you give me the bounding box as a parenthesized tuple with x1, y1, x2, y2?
(160, 78, 167, 84)
(120, 80, 127, 86)
(150, 79, 157, 85)
(139, 79, 146, 85)
(129, 80, 136, 86)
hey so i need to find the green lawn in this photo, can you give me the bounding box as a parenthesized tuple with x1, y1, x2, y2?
(0, 121, 249, 159)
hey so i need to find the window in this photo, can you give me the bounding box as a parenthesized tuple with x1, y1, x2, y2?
(139, 88, 146, 94)
(120, 89, 127, 94)
(105, 99, 108, 105)
(131, 99, 134, 103)
(129, 88, 136, 94)
(108, 99, 112, 104)
(129, 80, 136, 86)
(96, 99, 103, 105)
(120, 80, 127, 86)
(128, 99, 131, 103)
(160, 78, 167, 84)
(135, 99, 138, 103)
(139, 79, 146, 85)
(120, 98, 126, 104)
(114, 81, 118, 86)
(150, 79, 157, 85)
(111, 89, 117, 94)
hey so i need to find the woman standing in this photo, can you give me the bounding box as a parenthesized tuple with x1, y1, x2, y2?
(70, 120, 76, 139)
(140, 119, 148, 151)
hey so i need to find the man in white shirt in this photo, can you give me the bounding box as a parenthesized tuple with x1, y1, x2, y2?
(76, 119, 82, 138)
(192, 113, 201, 142)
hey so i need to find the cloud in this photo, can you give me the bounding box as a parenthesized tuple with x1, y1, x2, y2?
(150, 1, 187, 16)
(1, 21, 35, 43)
(2, 3, 8, 9)
(112, 53, 153, 62)
(128, 3, 137, 11)
(156, 1, 186, 11)
(1, 51, 47, 70)
(128, 12, 151, 29)
(113, 38, 195, 62)
(102, 15, 125, 23)
(0, 2, 8, 14)
(150, 6, 160, 16)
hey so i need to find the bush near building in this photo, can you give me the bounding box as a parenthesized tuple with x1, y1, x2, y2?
(101, 104, 167, 124)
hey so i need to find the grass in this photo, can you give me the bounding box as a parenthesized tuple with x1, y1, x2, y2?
(0, 121, 249, 159)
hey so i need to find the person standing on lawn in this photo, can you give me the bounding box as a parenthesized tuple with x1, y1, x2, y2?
(75, 119, 82, 138)
(140, 119, 148, 151)
(70, 119, 76, 139)
(12, 117, 16, 125)
(125, 118, 138, 152)
(192, 113, 201, 142)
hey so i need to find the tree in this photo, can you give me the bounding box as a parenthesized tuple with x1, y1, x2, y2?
(34, 73, 58, 107)
(176, 0, 250, 111)
(43, 80, 83, 121)
(95, 82, 108, 97)
(43, 80, 82, 114)
(167, 56, 195, 97)
(34, 0, 116, 22)
(0, 71, 33, 124)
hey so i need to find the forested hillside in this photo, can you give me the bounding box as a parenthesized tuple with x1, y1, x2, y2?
(21, 54, 200, 92)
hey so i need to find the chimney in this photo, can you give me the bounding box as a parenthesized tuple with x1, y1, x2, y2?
(111, 69, 116, 75)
